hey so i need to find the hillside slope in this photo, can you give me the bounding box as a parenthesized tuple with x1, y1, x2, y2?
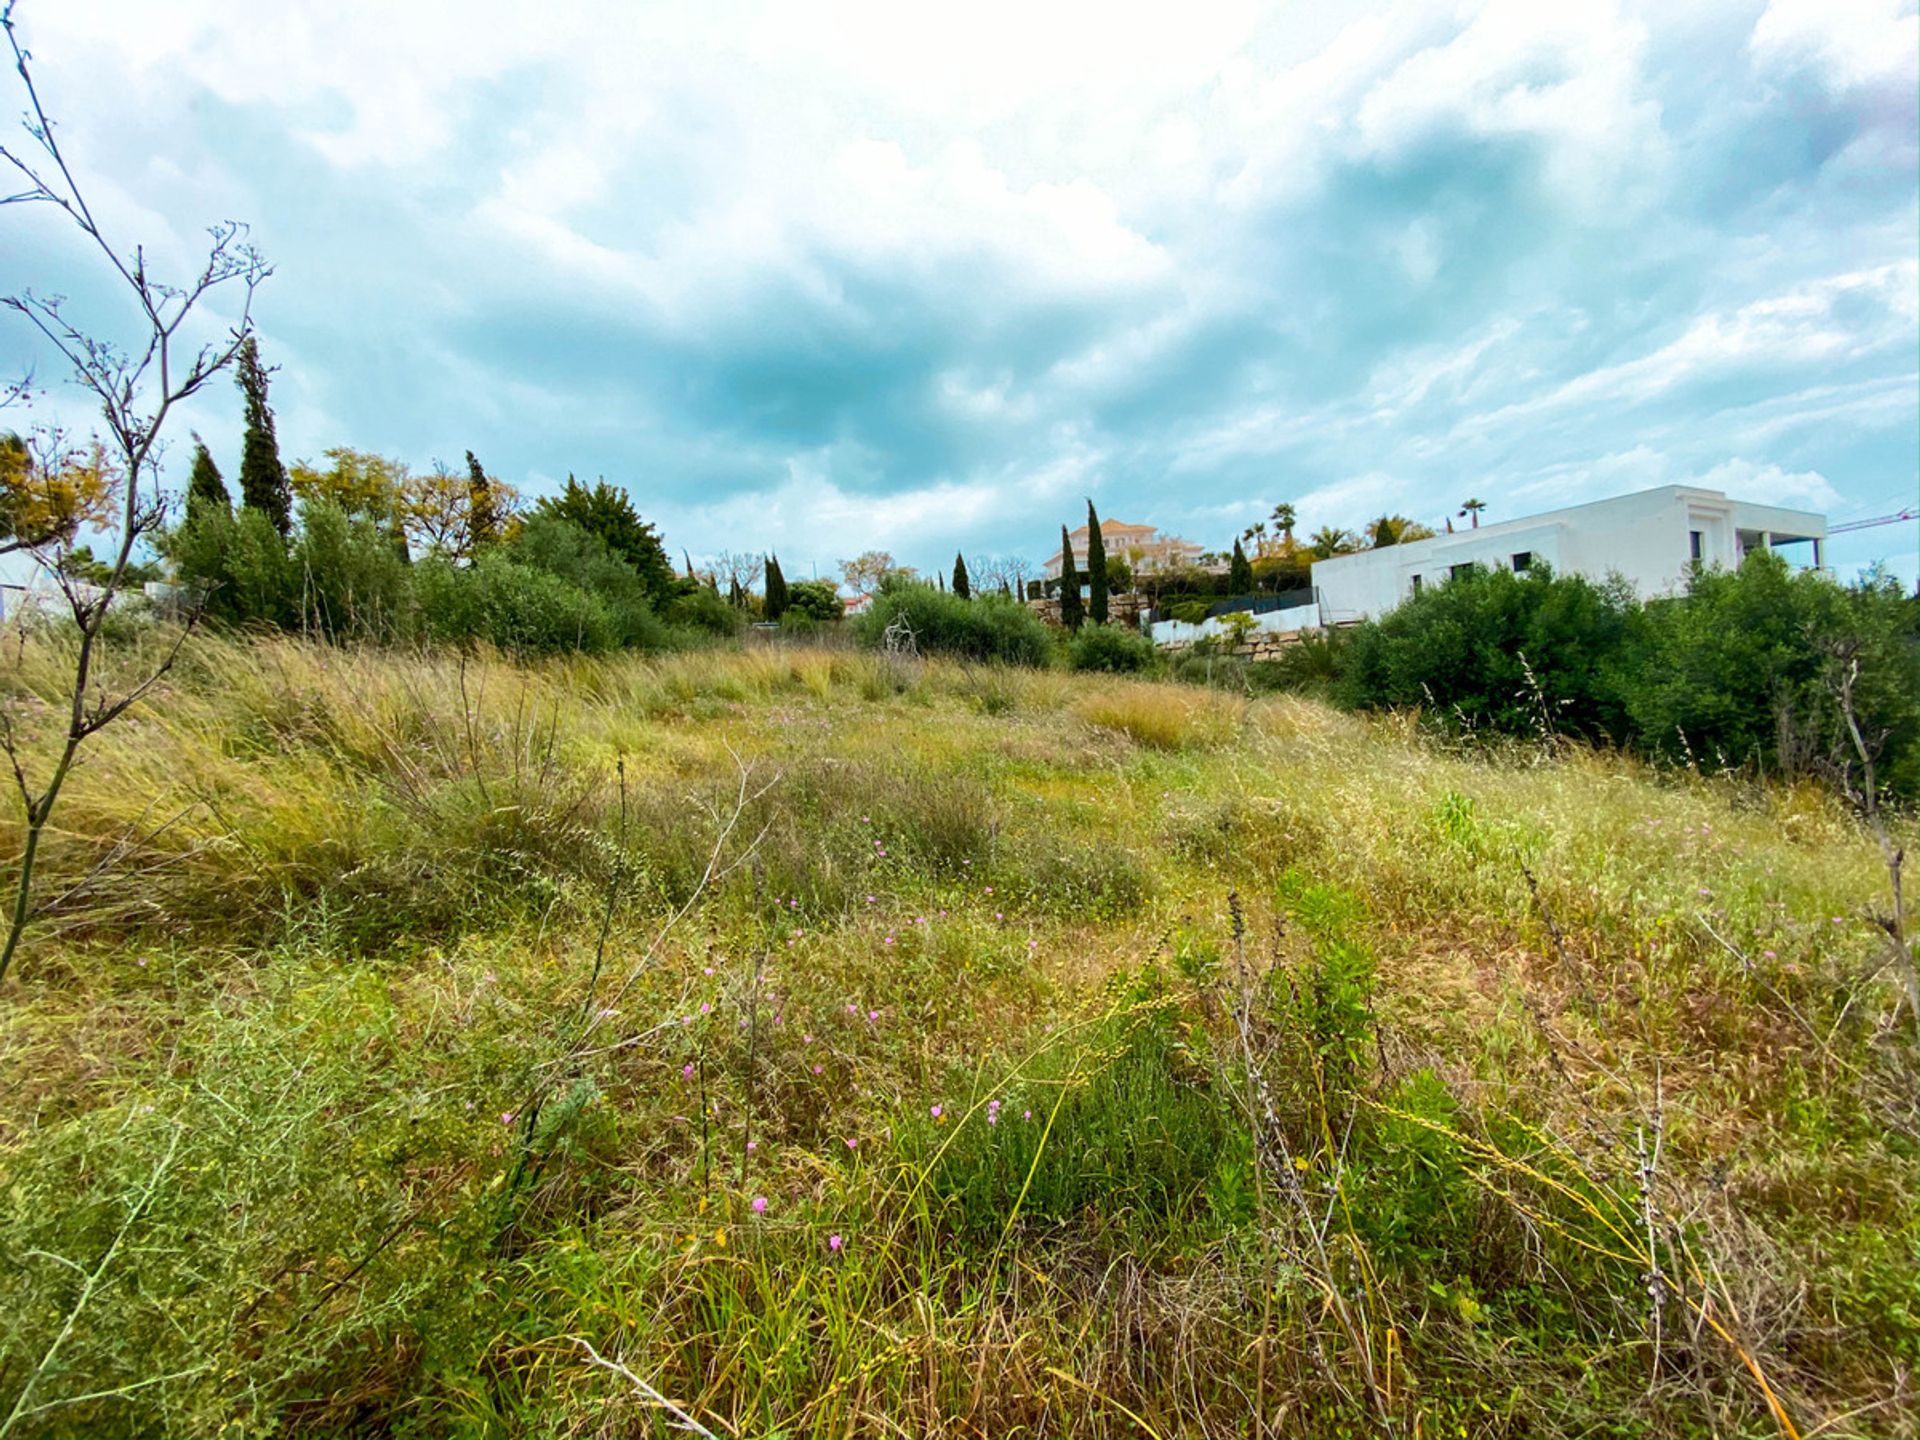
(1, 637, 1913, 1438)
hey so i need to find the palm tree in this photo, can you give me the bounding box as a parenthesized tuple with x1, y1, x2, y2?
(1271, 502, 1297, 543)
(1307, 526, 1354, 560)
(1459, 497, 1486, 529)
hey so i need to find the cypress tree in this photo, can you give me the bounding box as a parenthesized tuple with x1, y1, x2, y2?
(765, 554, 789, 620)
(952, 552, 971, 599)
(1085, 499, 1108, 625)
(1229, 537, 1253, 595)
(234, 336, 291, 536)
(185, 435, 229, 523)
(1058, 524, 1084, 631)
(465, 450, 498, 552)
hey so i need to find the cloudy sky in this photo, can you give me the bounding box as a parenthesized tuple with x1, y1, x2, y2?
(4, 0, 1916, 583)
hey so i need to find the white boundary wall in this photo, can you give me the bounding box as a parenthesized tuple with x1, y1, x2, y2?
(1148, 599, 1321, 649)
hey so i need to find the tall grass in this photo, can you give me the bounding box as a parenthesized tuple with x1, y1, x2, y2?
(0, 632, 1912, 1437)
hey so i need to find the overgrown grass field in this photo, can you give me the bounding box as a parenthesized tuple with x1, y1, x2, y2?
(1, 634, 1913, 1438)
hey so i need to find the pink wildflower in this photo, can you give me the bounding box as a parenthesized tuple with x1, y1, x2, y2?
(829, 1233, 843, 1252)
(752, 1196, 768, 1214)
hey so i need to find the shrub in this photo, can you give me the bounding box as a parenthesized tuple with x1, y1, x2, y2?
(510, 514, 667, 649)
(852, 586, 1052, 666)
(786, 579, 843, 621)
(417, 553, 618, 654)
(1338, 563, 1633, 741)
(1248, 627, 1351, 698)
(1168, 648, 1248, 692)
(1069, 622, 1156, 673)
(663, 585, 744, 638)
(1615, 554, 1920, 792)
(289, 499, 414, 641)
(168, 504, 297, 629)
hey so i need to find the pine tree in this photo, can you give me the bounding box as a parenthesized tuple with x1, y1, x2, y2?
(1229, 537, 1253, 595)
(465, 450, 498, 552)
(764, 554, 789, 620)
(234, 336, 291, 535)
(952, 552, 971, 599)
(1058, 524, 1084, 631)
(1085, 499, 1108, 625)
(185, 435, 229, 523)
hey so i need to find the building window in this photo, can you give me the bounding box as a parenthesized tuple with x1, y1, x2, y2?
(1449, 563, 1475, 581)
(1689, 530, 1703, 562)
(1511, 551, 1531, 572)
(1410, 574, 1422, 594)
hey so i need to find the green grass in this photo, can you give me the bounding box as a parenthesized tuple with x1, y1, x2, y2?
(0, 632, 1913, 1438)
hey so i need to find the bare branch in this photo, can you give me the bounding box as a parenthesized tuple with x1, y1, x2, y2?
(0, 8, 269, 985)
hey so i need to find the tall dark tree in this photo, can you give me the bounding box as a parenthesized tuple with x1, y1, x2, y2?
(764, 554, 790, 619)
(234, 335, 291, 535)
(185, 434, 229, 523)
(465, 450, 498, 552)
(952, 551, 971, 599)
(1085, 499, 1109, 625)
(1058, 524, 1085, 631)
(1229, 537, 1253, 595)
(533, 476, 675, 603)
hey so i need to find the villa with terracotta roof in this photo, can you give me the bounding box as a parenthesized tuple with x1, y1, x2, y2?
(1043, 519, 1207, 581)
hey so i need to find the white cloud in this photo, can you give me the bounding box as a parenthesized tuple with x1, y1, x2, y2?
(1689, 457, 1844, 509)
(1461, 261, 1920, 436)
(1354, 1, 1667, 212)
(1750, 0, 1920, 91)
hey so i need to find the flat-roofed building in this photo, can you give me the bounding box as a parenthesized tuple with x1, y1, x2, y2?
(1311, 485, 1827, 624)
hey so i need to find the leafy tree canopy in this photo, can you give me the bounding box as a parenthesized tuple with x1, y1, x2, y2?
(533, 476, 673, 603)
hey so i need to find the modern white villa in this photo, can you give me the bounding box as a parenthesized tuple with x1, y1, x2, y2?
(1148, 484, 1828, 648)
(1313, 485, 1826, 623)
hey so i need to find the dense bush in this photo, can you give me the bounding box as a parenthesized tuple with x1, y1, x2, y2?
(786, 578, 844, 621)
(166, 499, 715, 655)
(290, 500, 413, 639)
(1619, 560, 1920, 795)
(664, 585, 744, 637)
(851, 586, 1053, 666)
(417, 552, 621, 654)
(510, 514, 668, 648)
(1069, 621, 1157, 673)
(1338, 562, 1634, 741)
(1317, 555, 1920, 795)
